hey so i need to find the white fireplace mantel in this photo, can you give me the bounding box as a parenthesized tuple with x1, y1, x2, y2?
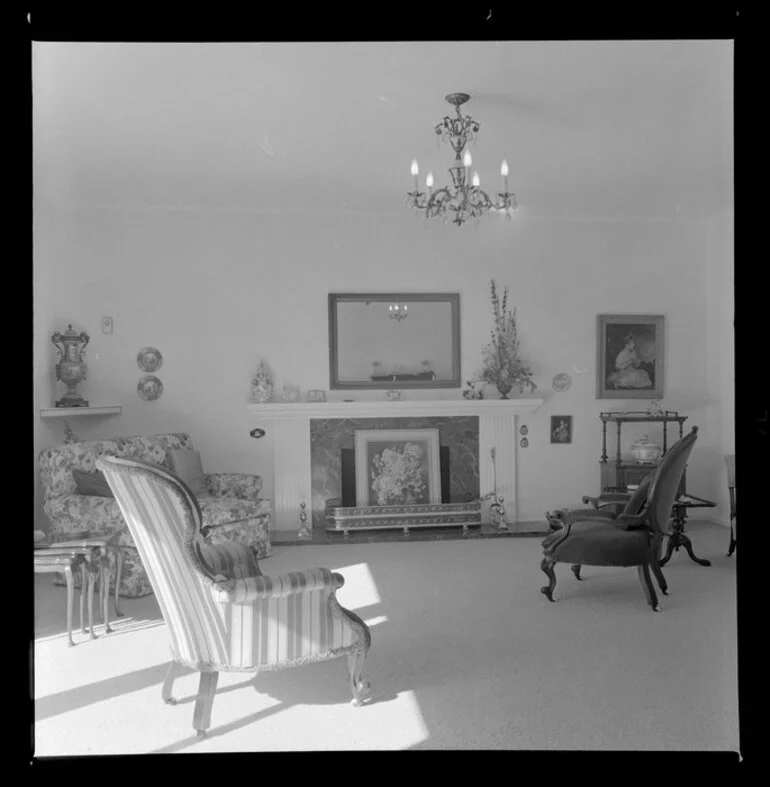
(248, 398, 544, 532)
(247, 398, 543, 420)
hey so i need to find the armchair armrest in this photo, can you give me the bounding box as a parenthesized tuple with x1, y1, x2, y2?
(205, 472, 263, 500)
(198, 541, 261, 580)
(582, 492, 632, 508)
(210, 567, 344, 603)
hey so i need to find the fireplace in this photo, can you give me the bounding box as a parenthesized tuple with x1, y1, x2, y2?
(310, 416, 480, 530)
(247, 398, 544, 532)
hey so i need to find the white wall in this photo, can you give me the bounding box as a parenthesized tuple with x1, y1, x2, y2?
(33, 203, 734, 529)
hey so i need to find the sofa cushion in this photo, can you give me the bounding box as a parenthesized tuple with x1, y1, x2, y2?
(72, 468, 115, 498)
(167, 449, 211, 498)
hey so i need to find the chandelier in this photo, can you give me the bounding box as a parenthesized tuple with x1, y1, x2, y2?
(388, 303, 408, 322)
(406, 93, 517, 227)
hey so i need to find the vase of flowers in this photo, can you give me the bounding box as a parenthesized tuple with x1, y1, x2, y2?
(479, 279, 536, 399)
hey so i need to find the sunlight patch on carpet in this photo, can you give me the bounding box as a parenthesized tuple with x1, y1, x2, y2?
(329, 562, 381, 610)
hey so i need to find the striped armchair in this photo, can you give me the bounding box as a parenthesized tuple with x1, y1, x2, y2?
(97, 455, 372, 737)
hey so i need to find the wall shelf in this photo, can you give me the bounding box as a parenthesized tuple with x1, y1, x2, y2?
(40, 405, 122, 419)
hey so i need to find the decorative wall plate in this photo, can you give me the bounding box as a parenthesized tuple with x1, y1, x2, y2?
(519, 425, 528, 436)
(138, 375, 163, 401)
(520, 437, 529, 448)
(552, 372, 572, 392)
(137, 347, 163, 373)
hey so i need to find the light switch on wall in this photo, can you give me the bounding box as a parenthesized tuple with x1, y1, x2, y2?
(101, 317, 114, 334)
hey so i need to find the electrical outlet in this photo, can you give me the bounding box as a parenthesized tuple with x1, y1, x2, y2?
(101, 317, 114, 334)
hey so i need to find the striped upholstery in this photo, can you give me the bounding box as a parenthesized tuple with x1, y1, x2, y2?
(97, 456, 369, 673)
(198, 542, 261, 581)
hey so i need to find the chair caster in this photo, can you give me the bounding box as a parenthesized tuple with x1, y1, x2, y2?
(163, 697, 177, 706)
(652, 604, 661, 612)
(67, 639, 76, 647)
(196, 730, 206, 738)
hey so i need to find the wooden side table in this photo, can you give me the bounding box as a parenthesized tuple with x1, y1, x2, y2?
(34, 551, 87, 647)
(48, 531, 124, 626)
(659, 494, 715, 567)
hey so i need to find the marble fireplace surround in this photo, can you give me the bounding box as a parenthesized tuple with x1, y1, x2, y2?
(248, 399, 544, 531)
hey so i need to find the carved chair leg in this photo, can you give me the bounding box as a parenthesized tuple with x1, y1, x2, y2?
(192, 671, 219, 738)
(87, 568, 96, 639)
(571, 564, 582, 581)
(114, 548, 124, 617)
(348, 648, 371, 708)
(65, 565, 75, 647)
(651, 561, 668, 595)
(162, 660, 186, 705)
(100, 555, 112, 632)
(80, 563, 87, 633)
(637, 564, 660, 612)
(540, 557, 557, 602)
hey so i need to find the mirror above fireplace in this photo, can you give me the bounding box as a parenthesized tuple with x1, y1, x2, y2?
(328, 292, 461, 389)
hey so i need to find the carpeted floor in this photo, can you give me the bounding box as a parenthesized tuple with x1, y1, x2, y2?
(32, 521, 738, 754)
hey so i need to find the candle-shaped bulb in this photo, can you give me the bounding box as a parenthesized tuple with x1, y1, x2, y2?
(411, 159, 419, 176)
(500, 159, 509, 177)
(463, 150, 472, 168)
(403, 304, 408, 313)
(426, 171, 434, 189)
(472, 171, 480, 188)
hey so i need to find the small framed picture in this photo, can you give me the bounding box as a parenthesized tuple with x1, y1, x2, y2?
(597, 314, 664, 399)
(550, 415, 573, 444)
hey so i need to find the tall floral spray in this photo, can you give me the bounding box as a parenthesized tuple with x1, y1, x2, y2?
(479, 279, 536, 398)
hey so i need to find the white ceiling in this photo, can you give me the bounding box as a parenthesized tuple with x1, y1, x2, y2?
(32, 40, 733, 220)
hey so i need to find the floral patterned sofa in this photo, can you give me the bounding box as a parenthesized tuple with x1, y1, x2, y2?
(39, 433, 272, 598)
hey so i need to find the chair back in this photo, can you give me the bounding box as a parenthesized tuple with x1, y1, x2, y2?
(96, 455, 229, 669)
(622, 469, 656, 516)
(646, 426, 699, 535)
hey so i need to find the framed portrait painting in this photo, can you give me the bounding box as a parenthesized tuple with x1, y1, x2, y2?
(354, 428, 441, 507)
(597, 314, 664, 399)
(550, 416, 573, 444)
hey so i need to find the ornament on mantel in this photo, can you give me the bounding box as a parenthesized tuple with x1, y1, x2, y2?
(250, 361, 273, 403)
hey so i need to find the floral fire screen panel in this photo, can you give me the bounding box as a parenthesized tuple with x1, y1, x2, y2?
(354, 428, 442, 507)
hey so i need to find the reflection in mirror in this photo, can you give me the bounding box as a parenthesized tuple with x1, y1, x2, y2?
(329, 293, 461, 389)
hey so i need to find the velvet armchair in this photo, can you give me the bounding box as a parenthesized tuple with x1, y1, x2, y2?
(97, 455, 372, 738)
(540, 426, 698, 611)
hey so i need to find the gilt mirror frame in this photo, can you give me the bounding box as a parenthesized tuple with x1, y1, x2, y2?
(328, 292, 461, 390)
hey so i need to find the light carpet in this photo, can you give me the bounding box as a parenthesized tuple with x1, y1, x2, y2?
(33, 521, 738, 754)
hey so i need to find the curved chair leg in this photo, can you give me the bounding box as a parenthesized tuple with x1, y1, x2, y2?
(637, 564, 660, 612)
(651, 561, 668, 596)
(161, 660, 186, 705)
(114, 548, 125, 617)
(348, 648, 371, 708)
(80, 563, 87, 634)
(726, 517, 736, 557)
(192, 671, 219, 738)
(65, 565, 75, 647)
(571, 564, 582, 581)
(541, 557, 557, 602)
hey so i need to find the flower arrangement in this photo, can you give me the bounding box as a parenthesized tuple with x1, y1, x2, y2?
(370, 442, 426, 505)
(478, 279, 536, 398)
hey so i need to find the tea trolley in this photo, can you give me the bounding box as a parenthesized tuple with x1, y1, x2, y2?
(597, 410, 713, 567)
(599, 410, 688, 494)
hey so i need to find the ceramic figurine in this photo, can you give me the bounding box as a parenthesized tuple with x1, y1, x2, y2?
(251, 361, 273, 403)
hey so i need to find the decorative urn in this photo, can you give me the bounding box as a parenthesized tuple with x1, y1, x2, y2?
(51, 324, 90, 407)
(630, 434, 663, 464)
